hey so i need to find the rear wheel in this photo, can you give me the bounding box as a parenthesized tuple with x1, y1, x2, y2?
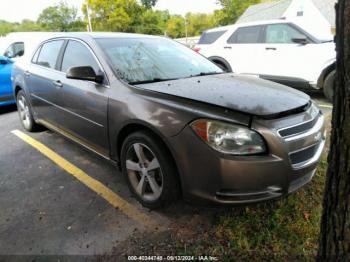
(121, 131, 179, 209)
(16, 90, 40, 132)
(323, 70, 335, 102)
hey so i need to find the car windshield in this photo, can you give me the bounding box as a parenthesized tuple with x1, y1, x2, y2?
(96, 37, 223, 84)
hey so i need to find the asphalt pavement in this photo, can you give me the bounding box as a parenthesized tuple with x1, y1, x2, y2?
(0, 93, 333, 258)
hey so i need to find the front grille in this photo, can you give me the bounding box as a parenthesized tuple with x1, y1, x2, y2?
(275, 109, 325, 170)
(279, 113, 320, 138)
(289, 143, 319, 165)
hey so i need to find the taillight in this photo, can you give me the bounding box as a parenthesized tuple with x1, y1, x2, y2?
(193, 47, 201, 53)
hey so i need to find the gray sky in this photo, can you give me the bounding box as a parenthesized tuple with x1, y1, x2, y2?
(0, 0, 220, 22)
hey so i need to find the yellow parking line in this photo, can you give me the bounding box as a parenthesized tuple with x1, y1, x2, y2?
(11, 129, 157, 229)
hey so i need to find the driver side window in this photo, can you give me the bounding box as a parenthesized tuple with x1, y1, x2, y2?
(265, 24, 306, 44)
(4, 42, 24, 58)
(61, 40, 100, 74)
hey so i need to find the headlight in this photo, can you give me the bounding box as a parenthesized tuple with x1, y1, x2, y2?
(190, 119, 266, 155)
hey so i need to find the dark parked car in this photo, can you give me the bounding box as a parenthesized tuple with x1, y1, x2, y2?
(12, 33, 326, 208)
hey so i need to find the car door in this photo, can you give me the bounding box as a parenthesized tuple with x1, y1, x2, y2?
(258, 23, 317, 84)
(53, 39, 109, 155)
(222, 25, 265, 74)
(0, 56, 14, 103)
(26, 40, 65, 125)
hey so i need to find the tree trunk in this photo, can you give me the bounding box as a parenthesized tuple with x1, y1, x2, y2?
(318, 0, 350, 260)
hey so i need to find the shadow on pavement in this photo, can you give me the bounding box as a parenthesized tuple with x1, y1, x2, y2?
(0, 104, 17, 115)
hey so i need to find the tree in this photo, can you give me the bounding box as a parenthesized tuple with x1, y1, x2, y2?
(0, 19, 44, 36)
(0, 20, 15, 36)
(137, 10, 169, 35)
(185, 13, 217, 37)
(84, 0, 142, 32)
(15, 19, 43, 32)
(37, 1, 85, 31)
(166, 15, 185, 38)
(140, 0, 157, 9)
(215, 0, 261, 26)
(318, 0, 350, 260)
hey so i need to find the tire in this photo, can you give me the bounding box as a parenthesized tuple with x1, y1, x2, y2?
(16, 90, 40, 132)
(121, 131, 180, 209)
(323, 70, 335, 102)
(211, 60, 232, 73)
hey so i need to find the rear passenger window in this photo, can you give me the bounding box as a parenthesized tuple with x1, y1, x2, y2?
(37, 40, 64, 69)
(61, 40, 100, 73)
(198, 30, 227, 45)
(227, 26, 262, 44)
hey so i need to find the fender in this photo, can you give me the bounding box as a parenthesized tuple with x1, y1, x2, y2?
(12, 64, 27, 95)
(111, 118, 181, 162)
(317, 60, 336, 88)
(110, 118, 184, 188)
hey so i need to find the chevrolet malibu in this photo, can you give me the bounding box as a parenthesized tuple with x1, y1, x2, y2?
(12, 33, 326, 209)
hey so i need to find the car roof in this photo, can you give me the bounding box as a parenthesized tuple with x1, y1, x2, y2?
(45, 32, 163, 41)
(204, 19, 291, 33)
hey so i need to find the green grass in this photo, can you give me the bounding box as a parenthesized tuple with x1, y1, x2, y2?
(176, 157, 328, 261)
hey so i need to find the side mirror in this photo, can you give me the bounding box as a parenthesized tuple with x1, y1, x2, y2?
(292, 37, 309, 45)
(66, 66, 104, 84)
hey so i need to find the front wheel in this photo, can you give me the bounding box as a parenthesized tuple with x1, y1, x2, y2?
(215, 62, 229, 72)
(323, 70, 335, 102)
(16, 90, 40, 132)
(121, 131, 180, 209)
(211, 59, 232, 73)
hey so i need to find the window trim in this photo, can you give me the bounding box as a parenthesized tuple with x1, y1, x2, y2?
(31, 45, 42, 64)
(59, 38, 110, 87)
(59, 40, 101, 75)
(33, 39, 65, 70)
(31, 37, 110, 87)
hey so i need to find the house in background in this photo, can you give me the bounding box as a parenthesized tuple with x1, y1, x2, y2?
(237, 0, 336, 40)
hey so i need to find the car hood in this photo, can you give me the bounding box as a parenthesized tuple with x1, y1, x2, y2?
(136, 74, 310, 118)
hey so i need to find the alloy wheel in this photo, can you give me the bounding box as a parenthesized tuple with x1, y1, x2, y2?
(18, 95, 31, 129)
(125, 143, 163, 202)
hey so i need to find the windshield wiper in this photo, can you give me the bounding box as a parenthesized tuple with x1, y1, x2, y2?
(189, 71, 224, 78)
(129, 78, 179, 85)
(129, 72, 224, 85)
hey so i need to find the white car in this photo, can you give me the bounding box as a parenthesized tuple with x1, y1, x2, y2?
(195, 20, 336, 100)
(1, 32, 66, 63)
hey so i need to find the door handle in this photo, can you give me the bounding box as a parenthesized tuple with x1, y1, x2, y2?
(52, 80, 63, 88)
(224, 46, 232, 49)
(265, 47, 277, 51)
(24, 70, 31, 77)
